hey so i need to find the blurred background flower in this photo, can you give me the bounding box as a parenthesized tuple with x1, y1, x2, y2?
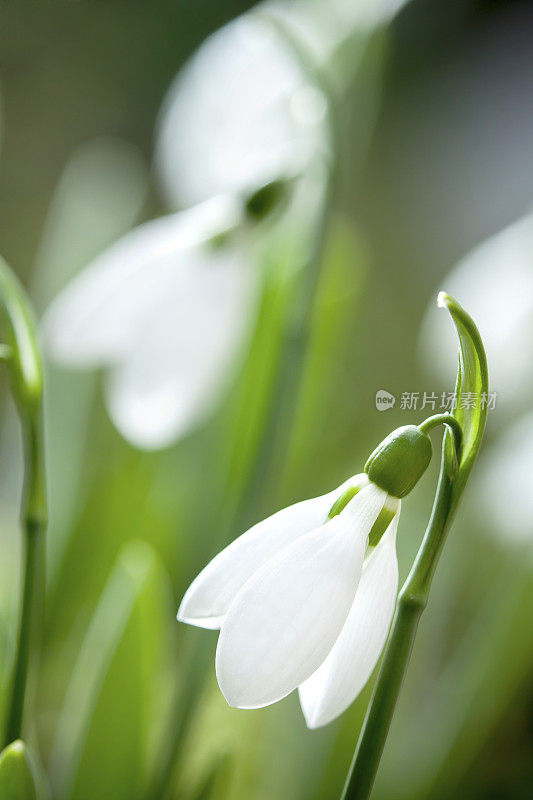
(41, 196, 256, 449)
(155, 13, 329, 208)
(1, 1, 533, 799)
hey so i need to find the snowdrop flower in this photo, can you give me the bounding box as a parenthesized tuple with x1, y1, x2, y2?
(155, 0, 413, 210)
(41, 195, 257, 449)
(179, 424, 434, 727)
(155, 13, 328, 210)
(420, 212, 533, 416)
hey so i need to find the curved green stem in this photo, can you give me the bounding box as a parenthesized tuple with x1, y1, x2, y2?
(0, 257, 47, 746)
(418, 413, 462, 460)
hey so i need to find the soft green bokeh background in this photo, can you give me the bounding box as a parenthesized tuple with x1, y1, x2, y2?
(1, 1, 532, 798)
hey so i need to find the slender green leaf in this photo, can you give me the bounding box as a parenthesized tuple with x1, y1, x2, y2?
(50, 540, 173, 800)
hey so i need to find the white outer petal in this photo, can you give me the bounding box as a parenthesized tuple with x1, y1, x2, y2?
(178, 474, 368, 629)
(104, 241, 256, 449)
(40, 195, 242, 367)
(215, 483, 386, 709)
(299, 511, 400, 728)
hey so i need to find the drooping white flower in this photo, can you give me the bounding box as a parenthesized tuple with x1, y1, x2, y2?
(41, 195, 257, 449)
(155, 13, 328, 211)
(178, 476, 401, 727)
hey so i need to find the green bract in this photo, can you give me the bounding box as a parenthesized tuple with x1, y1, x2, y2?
(364, 425, 433, 499)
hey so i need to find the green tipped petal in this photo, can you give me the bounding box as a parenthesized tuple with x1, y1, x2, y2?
(368, 495, 400, 547)
(328, 476, 369, 519)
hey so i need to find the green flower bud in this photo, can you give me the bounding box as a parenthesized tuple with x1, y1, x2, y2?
(364, 425, 432, 498)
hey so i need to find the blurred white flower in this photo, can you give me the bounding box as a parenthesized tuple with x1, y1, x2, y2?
(474, 412, 533, 548)
(179, 477, 400, 728)
(420, 212, 533, 415)
(41, 196, 257, 450)
(155, 13, 328, 210)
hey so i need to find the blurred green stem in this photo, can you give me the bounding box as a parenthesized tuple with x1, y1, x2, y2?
(147, 25, 341, 800)
(149, 149, 338, 800)
(0, 257, 47, 746)
(5, 413, 47, 745)
(236, 13, 340, 522)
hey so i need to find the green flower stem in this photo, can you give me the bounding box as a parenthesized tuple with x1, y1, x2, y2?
(418, 414, 462, 459)
(341, 439, 455, 800)
(230, 18, 340, 526)
(0, 257, 47, 746)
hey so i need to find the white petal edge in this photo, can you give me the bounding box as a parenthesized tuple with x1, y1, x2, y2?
(299, 510, 400, 729)
(178, 474, 369, 629)
(40, 195, 242, 368)
(215, 483, 387, 709)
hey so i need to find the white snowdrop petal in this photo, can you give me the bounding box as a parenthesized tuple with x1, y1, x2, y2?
(41, 195, 253, 449)
(299, 512, 400, 728)
(215, 484, 386, 708)
(41, 196, 242, 368)
(104, 241, 255, 449)
(178, 474, 369, 629)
